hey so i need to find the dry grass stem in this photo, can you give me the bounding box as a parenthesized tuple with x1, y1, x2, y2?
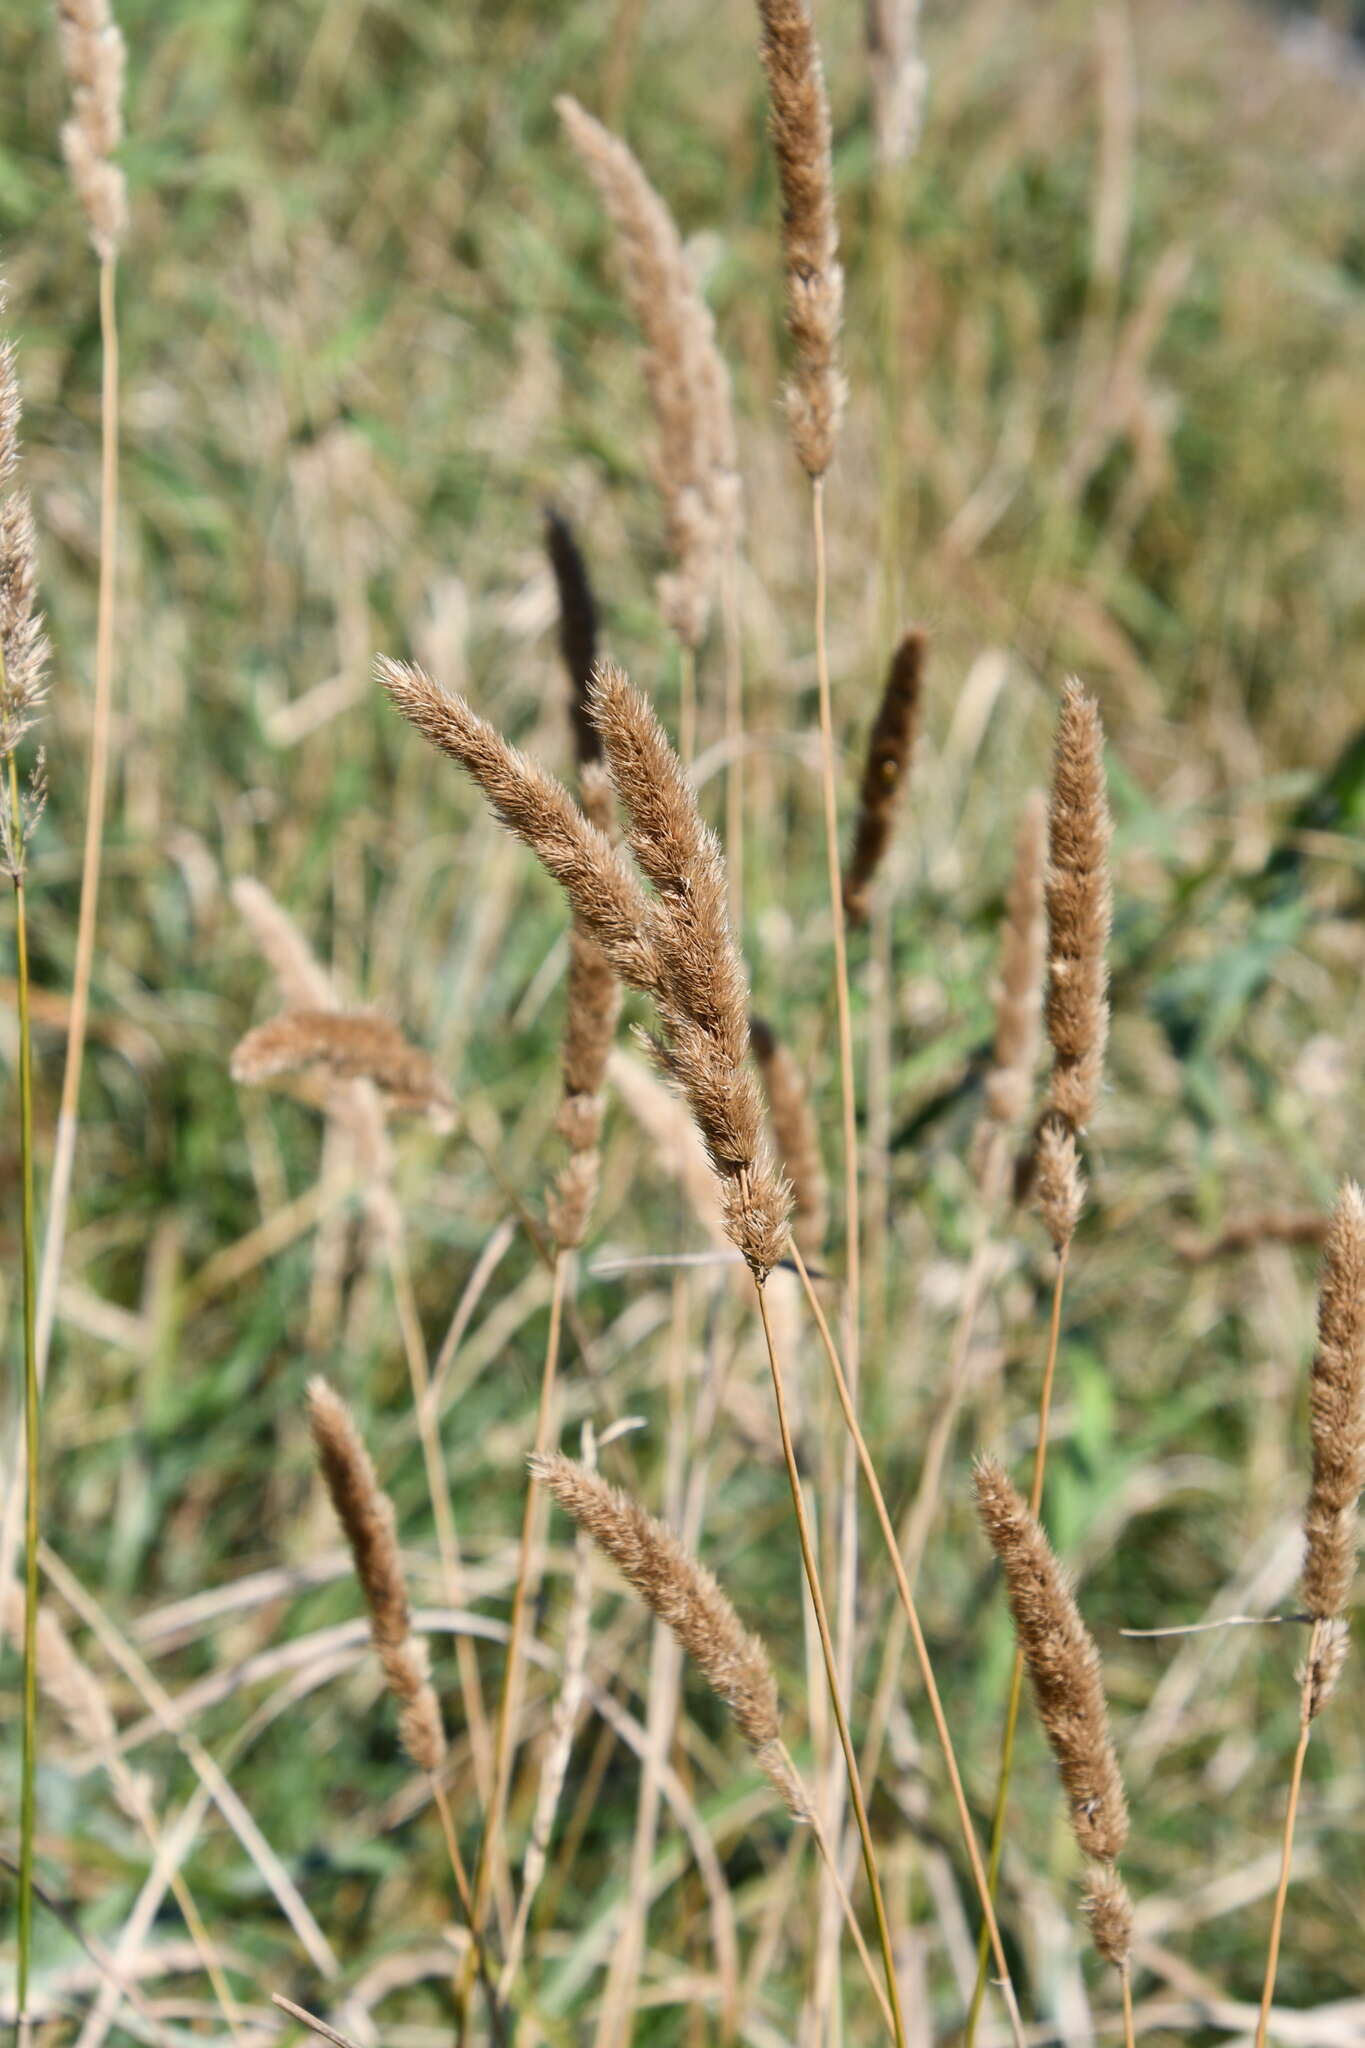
(557, 96, 737, 646)
(56, 0, 128, 257)
(531, 1451, 808, 1819)
(981, 790, 1047, 1134)
(866, 0, 928, 168)
(230, 1010, 454, 1126)
(306, 1378, 445, 1777)
(1043, 680, 1112, 1137)
(974, 1456, 1131, 1963)
(842, 628, 925, 928)
(1175, 1209, 1329, 1264)
(750, 1016, 827, 1259)
(377, 655, 791, 1276)
(1301, 1181, 1365, 1623)
(755, 0, 846, 476)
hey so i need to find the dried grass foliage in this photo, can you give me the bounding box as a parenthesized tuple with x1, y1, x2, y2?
(230, 1009, 454, 1127)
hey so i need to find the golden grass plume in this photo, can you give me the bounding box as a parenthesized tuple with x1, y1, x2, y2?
(531, 1450, 807, 1817)
(1044, 680, 1112, 1137)
(230, 1009, 454, 1127)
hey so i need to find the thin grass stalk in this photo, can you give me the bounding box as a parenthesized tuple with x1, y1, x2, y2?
(385, 1233, 496, 1813)
(751, 1276, 906, 2048)
(471, 1248, 569, 1971)
(806, 1813, 896, 2037)
(34, 253, 118, 1380)
(965, 1245, 1070, 2046)
(787, 1242, 1029, 2048)
(9, 749, 39, 2036)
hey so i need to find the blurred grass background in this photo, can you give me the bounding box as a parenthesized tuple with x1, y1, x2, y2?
(3, 0, 1365, 2039)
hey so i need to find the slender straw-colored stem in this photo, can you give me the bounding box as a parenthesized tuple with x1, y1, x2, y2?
(752, 1278, 906, 2048)
(788, 1244, 1029, 2048)
(807, 1812, 897, 2039)
(678, 640, 697, 770)
(810, 479, 860, 1378)
(387, 1233, 494, 1806)
(34, 253, 119, 1380)
(432, 1776, 510, 2048)
(473, 1249, 569, 1954)
(9, 751, 39, 2038)
(721, 542, 744, 935)
(1121, 1961, 1137, 2048)
(1254, 1618, 1321, 2048)
(966, 1244, 1070, 2046)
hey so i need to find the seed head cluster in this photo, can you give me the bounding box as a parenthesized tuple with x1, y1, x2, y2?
(1301, 1182, 1365, 1625)
(378, 654, 791, 1276)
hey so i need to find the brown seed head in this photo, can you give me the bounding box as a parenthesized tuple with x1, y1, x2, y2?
(306, 1378, 446, 1775)
(56, 0, 128, 258)
(755, 0, 846, 476)
(973, 1456, 1128, 1864)
(842, 629, 926, 928)
(1303, 1617, 1351, 1722)
(557, 96, 737, 644)
(544, 507, 602, 773)
(230, 1009, 454, 1126)
(1082, 1863, 1133, 1968)
(1301, 1181, 1365, 1621)
(1044, 681, 1112, 1135)
(531, 1452, 807, 1816)
(1035, 1115, 1086, 1253)
(983, 791, 1047, 1131)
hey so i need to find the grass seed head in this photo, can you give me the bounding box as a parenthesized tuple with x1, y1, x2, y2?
(1302, 1181, 1365, 1621)
(1045, 681, 1112, 1136)
(842, 628, 926, 928)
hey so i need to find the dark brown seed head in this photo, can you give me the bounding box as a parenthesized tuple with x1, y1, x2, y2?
(842, 629, 926, 929)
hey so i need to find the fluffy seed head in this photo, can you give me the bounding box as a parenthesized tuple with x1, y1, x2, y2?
(974, 1456, 1128, 1865)
(532, 1452, 807, 1817)
(56, 0, 128, 257)
(557, 96, 737, 644)
(307, 1378, 446, 1775)
(866, 0, 929, 169)
(1044, 682, 1112, 1135)
(842, 629, 926, 928)
(1301, 1182, 1365, 1621)
(1035, 1115, 1086, 1253)
(230, 1009, 454, 1126)
(755, 0, 846, 475)
(1303, 1617, 1351, 1722)
(1082, 1863, 1133, 1968)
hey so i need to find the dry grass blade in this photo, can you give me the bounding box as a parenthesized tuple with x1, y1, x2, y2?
(749, 1015, 827, 1259)
(230, 1009, 454, 1126)
(842, 628, 926, 928)
(754, 0, 846, 477)
(981, 790, 1047, 1134)
(531, 1451, 807, 1818)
